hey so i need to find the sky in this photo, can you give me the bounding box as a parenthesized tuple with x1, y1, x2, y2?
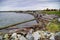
(0, 0, 60, 11)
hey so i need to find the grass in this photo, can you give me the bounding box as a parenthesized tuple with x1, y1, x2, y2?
(47, 22, 60, 32)
(46, 19, 60, 32)
(43, 11, 60, 16)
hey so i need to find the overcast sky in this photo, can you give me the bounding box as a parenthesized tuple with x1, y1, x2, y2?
(0, 0, 60, 11)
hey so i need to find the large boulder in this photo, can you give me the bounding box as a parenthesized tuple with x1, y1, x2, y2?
(55, 32, 60, 40)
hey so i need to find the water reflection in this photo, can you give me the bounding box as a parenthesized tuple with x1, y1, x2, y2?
(0, 12, 37, 28)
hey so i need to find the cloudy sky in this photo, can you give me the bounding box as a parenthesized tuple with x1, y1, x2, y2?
(0, 0, 60, 11)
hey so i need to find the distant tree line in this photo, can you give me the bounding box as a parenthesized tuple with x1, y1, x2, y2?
(43, 8, 60, 11)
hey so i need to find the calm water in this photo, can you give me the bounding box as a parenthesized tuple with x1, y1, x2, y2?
(0, 12, 37, 28)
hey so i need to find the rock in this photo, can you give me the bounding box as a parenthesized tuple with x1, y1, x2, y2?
(58, 18, 60, 22)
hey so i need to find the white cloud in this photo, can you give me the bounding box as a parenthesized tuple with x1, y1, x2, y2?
(37, 0, 49, 1)
(0, 0, 60, 11)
